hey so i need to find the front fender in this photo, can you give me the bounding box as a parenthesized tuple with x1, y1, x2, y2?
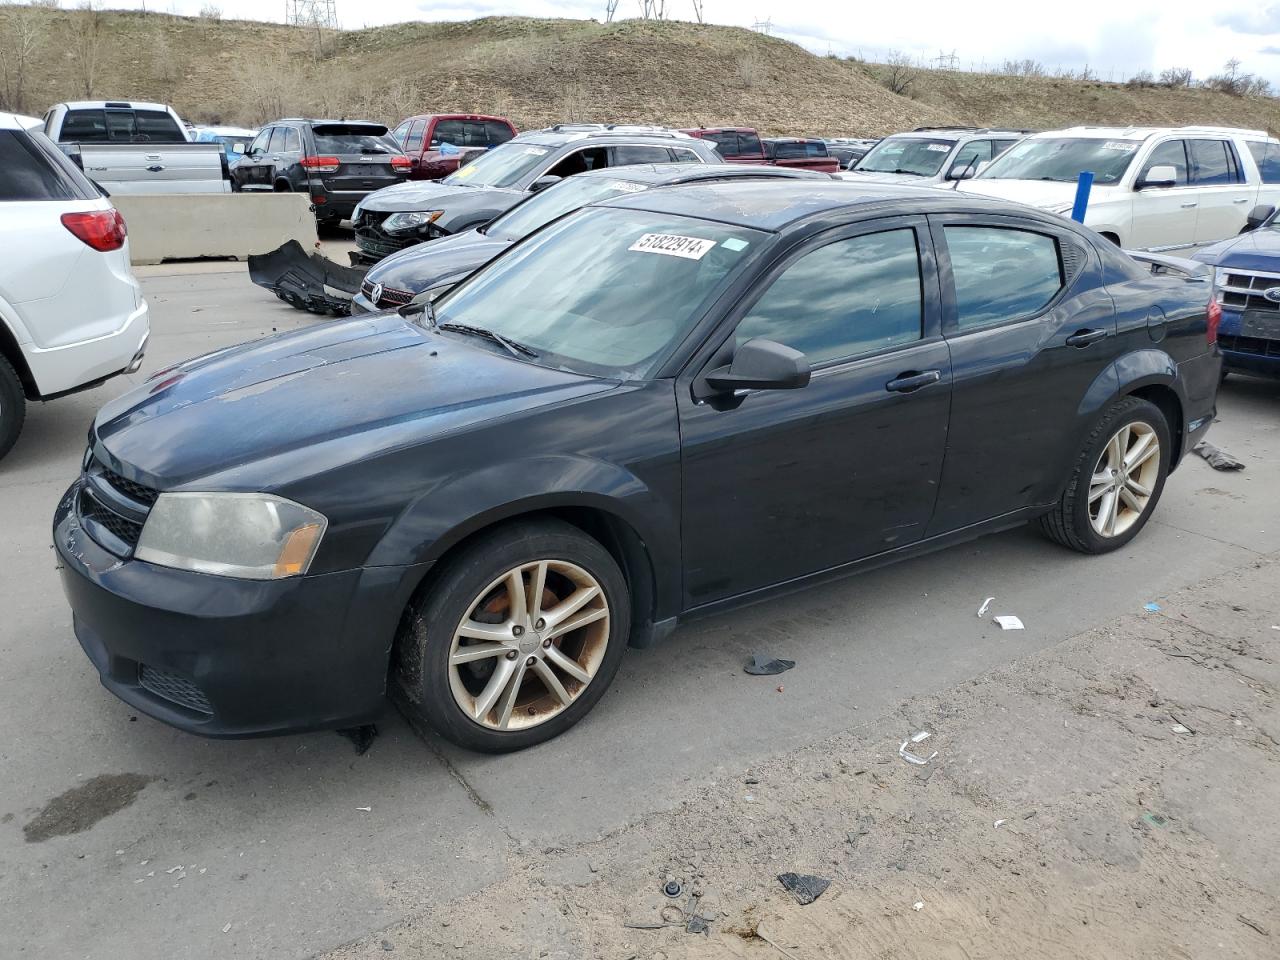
(366, 454, 682, 614)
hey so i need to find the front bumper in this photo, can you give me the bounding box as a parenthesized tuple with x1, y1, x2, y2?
(1216, 307, 1280, 378)
(54, 481, 427, 738)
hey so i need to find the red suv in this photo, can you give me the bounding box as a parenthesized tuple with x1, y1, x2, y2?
(680, 128, 841, 173)
(679, 127, 767, 164)
(390, 113, 518, 180)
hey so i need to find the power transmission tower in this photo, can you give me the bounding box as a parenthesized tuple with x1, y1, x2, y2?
(752, 17, 772, 34)
(285, 0, 338, 30)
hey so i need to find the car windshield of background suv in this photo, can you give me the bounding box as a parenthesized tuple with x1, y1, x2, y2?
(485, 175, 650, 242)
(978, 137, 1141, 184)
(433, 206, 767, 379)
(854, 138, 955, 176)
(444, 142, 553, 189)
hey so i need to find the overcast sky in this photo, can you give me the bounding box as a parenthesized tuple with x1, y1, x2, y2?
(111, 0, 1280, 83)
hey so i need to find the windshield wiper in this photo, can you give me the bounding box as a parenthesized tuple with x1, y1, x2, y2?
(888, 168, 926, 176)
(437, 321, 539, 359)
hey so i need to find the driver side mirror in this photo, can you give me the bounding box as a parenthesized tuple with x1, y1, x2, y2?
(530, 174, 562, 192)
(946, 163, 977, 181)
(1245, 203, 1275, 231)
(1137, 164, 1178, 189)
(704, 338, 811, 393)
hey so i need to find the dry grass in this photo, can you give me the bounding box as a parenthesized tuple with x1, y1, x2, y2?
(1, 7, 1278, 137)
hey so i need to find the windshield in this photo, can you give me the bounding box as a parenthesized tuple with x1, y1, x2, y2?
(486, 175, 651, 242)
(444, 141, 552, 189)
(978, 137, 1141, 184)
(854, 138, 954, 176)
(434, 207, 767, 378)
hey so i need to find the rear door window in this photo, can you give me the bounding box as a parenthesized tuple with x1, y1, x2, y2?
(1246, 141, 1280, 183)
(405, 119, 427, 152)
(0, 130, 81, 201)
(735, 229, 924, 365)
(1141, 140, 1189, 185)
(612, 144, 673, 165)
(546, 146, 609, 177)
(944, 226, 1063, 330)
(670, 147, 704, 162)
(1189, 139, 1238, 185)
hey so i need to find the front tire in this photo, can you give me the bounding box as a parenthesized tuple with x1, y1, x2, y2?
(392, 519, 631, 752)
(1037, 397, 1170, 554)
(0, 355, 27, 463)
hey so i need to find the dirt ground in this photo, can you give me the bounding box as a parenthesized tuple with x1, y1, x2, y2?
(324, 554, 1280, 959)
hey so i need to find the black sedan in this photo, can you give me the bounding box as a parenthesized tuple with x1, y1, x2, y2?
(351, 162, 832, 313)
(55, 182, 1222, 752)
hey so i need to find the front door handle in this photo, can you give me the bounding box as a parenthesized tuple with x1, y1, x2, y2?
(1233, 197, 1250, 203)
(885, 369, 942, 393)
(1180, 201, 1198, 208)
(1066, 328, 1108, 347)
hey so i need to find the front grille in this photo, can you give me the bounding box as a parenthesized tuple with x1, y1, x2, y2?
(79, 488, 144, 546)
(138, 665, 213, 715)
(100, 466, 159, 506)
(360, 278, 414, 308)
(1219, 334, 1280, 358)
(1219, 269, 1280, 313)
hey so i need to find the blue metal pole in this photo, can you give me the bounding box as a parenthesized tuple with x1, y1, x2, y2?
(1071, 171, 1094, 224)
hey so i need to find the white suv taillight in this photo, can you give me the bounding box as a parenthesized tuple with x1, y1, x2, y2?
(61, 209, 127, 252)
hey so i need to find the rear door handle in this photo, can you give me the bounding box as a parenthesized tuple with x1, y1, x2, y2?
(885, 369, 942, 393)
(1233, 197, 1250, 203)
(1066, 328, 1108, 347)
(1180, 201, 1198, 208)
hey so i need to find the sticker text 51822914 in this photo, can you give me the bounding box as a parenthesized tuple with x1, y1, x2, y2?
(628, 233, 717, 260)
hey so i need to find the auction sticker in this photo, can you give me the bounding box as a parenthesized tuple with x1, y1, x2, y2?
(629, 233, 717, 260)
(926, 143, 951, 152)
(1101, 141, 1138, 152)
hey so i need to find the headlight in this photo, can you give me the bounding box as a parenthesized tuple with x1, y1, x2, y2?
(135, 493, 327, 580)
(383, 210, 443, 234)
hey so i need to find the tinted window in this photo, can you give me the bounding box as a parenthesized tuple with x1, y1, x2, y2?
(311, 124, 396, 154)
(945, 226, 1062, 329)
(612, 145, 672, 165)
(950, 140, 992, 173)
(0, 130, 78, 201)
(405, 119, 427, 151)
(1189, 139, 1237, 185)
(671, 147, 703, 162)
(704, 131, 739, 155)
(432, 120, 511, 149)
(483, 121, 515, 146)
(1141, 140, 1188, 185)
(284, 128, 301, 153)
(773, 141, 826, 159)
(735, 229, 923, 365)
(267, 128, 287, 153)
(738, 132, 762, 154)
(433, 120, 464, 146)
(546, 146, 608, 177)
(134, 110, 185, 141)
(105, 111, 136, 141)
(1247, 140, 1280, 184)
(61, 109, 109, 141)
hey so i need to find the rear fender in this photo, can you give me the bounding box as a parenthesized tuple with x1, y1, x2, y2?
(0, 297, 39, 397)
(1079, 348, 1180, 422)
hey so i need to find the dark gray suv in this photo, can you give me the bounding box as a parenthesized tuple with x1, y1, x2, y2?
(350, 124, 722, 263)
(231, 119, 411, 226)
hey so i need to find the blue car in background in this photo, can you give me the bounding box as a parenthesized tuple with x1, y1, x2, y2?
(1194, 203, 1280, 379)
(192, 125, 258, 165)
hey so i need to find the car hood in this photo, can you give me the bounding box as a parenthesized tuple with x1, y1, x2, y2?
(360, 179, 523, 213)
(1192, 228, 1280, 271)
(958, 179, 1079, 210)
(92, 313, 612, 488)
(366, 229, 512, 294)
(840, 170, 940, 185)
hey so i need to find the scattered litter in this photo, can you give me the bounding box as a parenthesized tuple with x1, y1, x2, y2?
(899, 731, 938, 766)
(381, 940, 395, 951)
(1271, 625, 1279, 631)
(139, 860, 149, 866)
(199, 867, 207, 874)
(977, 597, 994, 618)
(356, 806, 372, 812)
(663, 879, 683, 898)
(1237, 914, 1270, 937)
(912, 901, 925, 911)
(221, 923, 232, 934)
(776, 685, 785, 693)
(745, 775, 760, 785)
(1144, 602, 1161, 612)
(165, 865, 183, 874)
(1142, 813, 1167, 828)
(745, 655, 795, 676)
(1171, 724, 1191, 735)
(744, 793, 756, 802)
(686, 915, 710, 936)
(133, 878, 146, 884)
(337, 723, 378, 755)
(1193, 440, 1245, 471)
(115, 849, 124, 855)
(777, 872, 830, 905)
(994, 819, 1009, 829)
(993, 615, 1024, 631)
(1022, 809, 1038, 820)
(1169, 713, 1196, 735)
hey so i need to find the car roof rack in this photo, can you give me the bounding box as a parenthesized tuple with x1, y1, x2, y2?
(544, 123, 692, 139)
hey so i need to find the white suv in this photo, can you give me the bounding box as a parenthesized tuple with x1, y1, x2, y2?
(0, 113, 149, 461)
(960, 125, 1280, 250)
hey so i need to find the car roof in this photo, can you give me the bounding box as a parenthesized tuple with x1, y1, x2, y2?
(887, 128, 1032, 142)
(401, 113, 512, 124)
(0, 112, 28, 131)
(515, 124, 701, 147)
(58, 100, 174, 112)
(573, 162, 830, 186)
(598, 179, 995, 231)
(1032, 125, 1272, 141)
(763, 136, 824, 144)
(272, 118, 388, 128)
(679, 127, 757, 134)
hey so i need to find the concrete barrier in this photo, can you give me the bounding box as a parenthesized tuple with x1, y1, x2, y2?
(113, 193, 320, 266)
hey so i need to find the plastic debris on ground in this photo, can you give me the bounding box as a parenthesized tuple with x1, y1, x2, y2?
(994, 818, 1009, 828)
(744, 654, 795, 676)
(1144, 602, 1161, 612)
(777, 872, 830, 905)
(356, 805, 373, 812)
(1193, 440, 1245, 471)
(1142, 813, 1168, 828)
(993, 615, 1024, 631)
(977, 597, 994, 618)
(899, 730, 938, 766)
(912, 901, 925, 911)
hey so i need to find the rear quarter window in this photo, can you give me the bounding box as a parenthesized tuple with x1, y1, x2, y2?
(0, 130, 81, 201)
(1246, 141, 1280, 184)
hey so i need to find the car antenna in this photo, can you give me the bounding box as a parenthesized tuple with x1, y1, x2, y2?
(952, 154, 980, 190)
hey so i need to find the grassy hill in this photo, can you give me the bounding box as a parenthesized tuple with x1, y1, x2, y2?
(2, 7, 1279, 138)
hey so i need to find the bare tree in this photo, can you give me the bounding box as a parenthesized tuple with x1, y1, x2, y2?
(1000, 58, 1046, 78)
(691, 0, 704, 22)
(1125, 70, 1156, 89)
(0, 2, 49, 114)
(604, 0, 619, 21)
(70, 2, 105, 100)
(882, 51, 918, 97)
(198, 2, 221, 18)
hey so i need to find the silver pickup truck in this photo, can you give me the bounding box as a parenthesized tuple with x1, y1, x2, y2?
(44, 101, 230, 195)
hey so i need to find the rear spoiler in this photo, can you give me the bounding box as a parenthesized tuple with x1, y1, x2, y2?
(1124, 250, 1211, 281)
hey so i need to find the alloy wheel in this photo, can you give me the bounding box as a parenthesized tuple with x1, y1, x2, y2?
(1089, 421, 1161, 538)
(447, 559, 611, 730)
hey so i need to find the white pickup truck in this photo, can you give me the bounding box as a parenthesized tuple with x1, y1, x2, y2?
(958, 125, 1280, 250)
(43, 101, 230, 195)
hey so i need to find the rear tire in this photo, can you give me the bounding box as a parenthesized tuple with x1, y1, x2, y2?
(392, 518, 631, 753)
(1037, 397, 1170, 554)
(0, 355, 26, 463)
